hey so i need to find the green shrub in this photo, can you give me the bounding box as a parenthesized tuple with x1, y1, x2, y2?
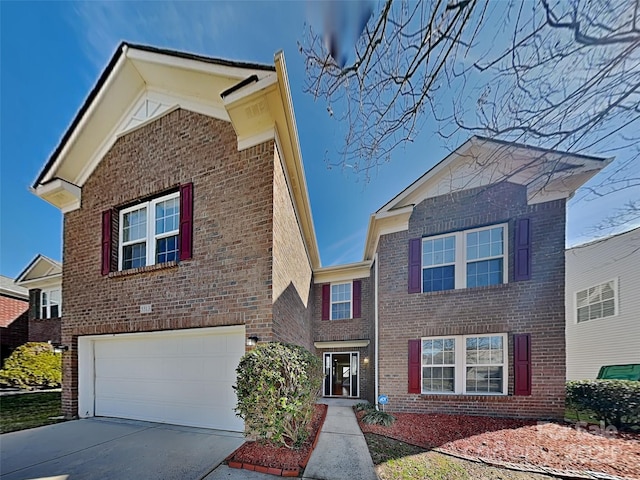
(234, 342, 322, 448)
(0, 343, 62, 389)
(566, 380, 640, 430)
(354, 402, 376, 412)
(362, 409, 396, 426)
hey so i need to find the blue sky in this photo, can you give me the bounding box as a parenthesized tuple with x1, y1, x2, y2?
(0, 1, 637, 279)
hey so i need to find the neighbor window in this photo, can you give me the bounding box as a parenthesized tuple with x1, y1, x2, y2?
(330, 282, 352, 320)
(421, 333, 507, 394)
(421, 224, 507, 292)
(576, 279, 617, 323)
(119, 192, 180, 270)
(41, 288, 61, 318)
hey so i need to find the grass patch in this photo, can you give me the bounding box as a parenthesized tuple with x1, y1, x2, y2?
(365, 433, 559, 480)
(0, 391, 64, 433)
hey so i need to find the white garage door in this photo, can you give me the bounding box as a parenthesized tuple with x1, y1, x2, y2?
(90, 326, 244, 431)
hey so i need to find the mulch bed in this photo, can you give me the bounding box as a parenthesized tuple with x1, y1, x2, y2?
(357, 412, 640, 479)
(226, 404, 327, 477)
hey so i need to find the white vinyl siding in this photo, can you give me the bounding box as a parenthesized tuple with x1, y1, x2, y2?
(566, 228, 640, 380)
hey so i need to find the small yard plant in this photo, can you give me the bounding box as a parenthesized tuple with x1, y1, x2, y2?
(566, 380, 640, 430)
(234, 342, 322, 448)
(354, 402, 396, 426)
(0, 342, 62, 390)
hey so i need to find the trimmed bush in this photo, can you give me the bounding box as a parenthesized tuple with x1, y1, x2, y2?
(0, 342, 62, 389)
(566, 380, 640, 430)
(234, 342, 322, 448)
(361, 409, 396, 426)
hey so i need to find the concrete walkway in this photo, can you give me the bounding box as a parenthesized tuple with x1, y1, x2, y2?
(206, 401, 377, 480)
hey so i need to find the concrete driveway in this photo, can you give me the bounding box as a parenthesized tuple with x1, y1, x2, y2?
(0, 417, 245, 480)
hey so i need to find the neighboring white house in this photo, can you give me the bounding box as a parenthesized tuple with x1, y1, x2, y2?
(566, 226, 640, 380)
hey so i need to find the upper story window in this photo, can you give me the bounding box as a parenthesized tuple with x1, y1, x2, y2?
(102, 183, 193, 276)
(330, 282, 352, 320)
(576, 279, 617, 323)
(421, 224, 507, 293)
(321, 280, 362, 321)
(421, 333, 507, 395)
(118, 192, 180, 270)
(41, 288, 61, 318)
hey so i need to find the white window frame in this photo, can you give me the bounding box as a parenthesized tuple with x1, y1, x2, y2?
(421, 223, 508, 292)
(118, 191, 180, 271)
(420, 333, 508, 395)
(575, 278, 618, 324)
(330, 282, 353, 320)
(41, 288, 62, 319)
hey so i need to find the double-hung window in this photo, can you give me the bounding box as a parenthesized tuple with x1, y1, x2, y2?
(421, 333, 507, 395)
(119, 192, 180, 270)
(420, 224, 507, 292)
(330, 282, 352, 320)
(576, 279, 617, 323)
(41, 288, 61, 318)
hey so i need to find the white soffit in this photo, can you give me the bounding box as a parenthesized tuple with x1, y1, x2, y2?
(379, 137, 611, 213)
(313, 261, 371, 284)
(314, 340, 370, 349)
(38, 45, 276, 192)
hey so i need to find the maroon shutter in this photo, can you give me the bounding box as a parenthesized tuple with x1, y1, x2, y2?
(408, 238, 422, 293)
(514, 333, 532, 396)
(101, 209, 113, 276)
(321, 284, 330, 321)
(352, 280, 362, 318)
(408, 339, 421, 394)
(179, 183, 194, 261)
(514, 218, 531, 281)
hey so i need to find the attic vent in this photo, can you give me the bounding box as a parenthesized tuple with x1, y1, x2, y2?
(121, 98, 172, 133)
(245, 101, 267, 118)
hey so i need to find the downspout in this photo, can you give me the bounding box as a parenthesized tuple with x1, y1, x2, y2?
(374, 252, 379, 408)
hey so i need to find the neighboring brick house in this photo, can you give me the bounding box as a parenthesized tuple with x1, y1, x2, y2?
(0, 276, 29, 363)
(32, 43, 610, 428)
(15, 255, 63, 345)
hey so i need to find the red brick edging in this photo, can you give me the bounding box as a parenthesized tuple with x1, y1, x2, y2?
(226, 404, 329, 477)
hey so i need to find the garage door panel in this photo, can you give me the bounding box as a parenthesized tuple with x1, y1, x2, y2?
(92, 327, 244, 431)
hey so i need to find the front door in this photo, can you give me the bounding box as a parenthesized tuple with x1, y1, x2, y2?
(323, 352, 359, 397)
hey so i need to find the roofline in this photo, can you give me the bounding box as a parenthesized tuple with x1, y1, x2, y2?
(15, 254, 62, 284)
(377, 136, 611, 213)
(473, 135, 609, 164)
(567, 225, 640, 250)
(33, 42, 275, 189)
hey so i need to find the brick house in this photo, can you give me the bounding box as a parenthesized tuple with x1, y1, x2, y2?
(33, 43, 609, 428)
(14, 255, 63, 346)
(0, 276, 29, 363)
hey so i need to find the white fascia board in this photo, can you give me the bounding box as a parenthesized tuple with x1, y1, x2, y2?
(40, 45, 130, 186)
(34, 178, 82, 212)
(314, 340, 370, 349)
(17, 275, 62, 289)
(126, 48, 273, 81)
(363, 206, 414, 260)
(274, 51, 321, 269)
(221, 73, 278, 106)
(238, 128, 276, 151)
(313, 261, 372, 284)
(377, 138, 475, 213)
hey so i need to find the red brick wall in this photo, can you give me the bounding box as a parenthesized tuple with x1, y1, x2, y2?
(61, 110, 276, 418)
(0, 296, 28, 327)
(28, 318, 61, 343)
(271, 144, 314, 350)
(377, 182, 567, 419)
(0, 296, 28, 362)
(312, 276, 374, 401)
